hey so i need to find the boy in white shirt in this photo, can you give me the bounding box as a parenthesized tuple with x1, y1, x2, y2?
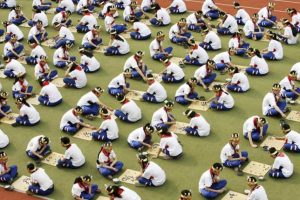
(183, 38, 209, 66)
(57, 137, 85, 169)
(279, 71, 300, 103)
(124, 51, 148, 81)
(13, 97, 40, 127)
(34, 56, 58, 81)
(160, 57, 185, 83)
(129, 22, 151, 40)
(104, 29, 130, 56)
(53, 23, 75, 49)
(115, 0, 131, 9)
(114, 94, 142, 123)
(150, 3, 171, 26)
(194, 59, 217, 89)
(3, 35, 24, 59)
(287, 8, 300, 32)
(123, 1, 145, 22)
(246, 48, 269, 76)
(26, 41, 47, 65)
(51, 11, 72, 27)
(105, 185, 141, 200)
(81, 28, 103, 50)
(0, 0, 15, 9)
(186, 10, 205, 32)
(3, 56, 26, 78)
(56, 0, 75, 13)
(71, 175, 100, 199)
(76, 0, 94, 15)
(228, 31, 250, 57)
(63, 62, 87, 89)
(246, 176, 268, 200)
(233, 2, 250, 25)
(8, 5, 27, 25)
(136, 153, 166, 186)
(268, 147, 293, 178)
(92, 108, 119, 141)
(175, 78, 199, 105)
(275, 123, 300, 153)
(28, 21, 48, 44)
(127, 124, 154, 149)
(201, 0, 220, 20)
(3, 21, 24, 42)
(32, 0, 52, 12)
(243, 116, 268, 148)
(76, 7, 98, 33)
(244, 13, 264, 40)
(183, 109, 210, 137)
(104, 5, 127, 34)
(0, 152, 17, 184)
(277, 18, 299, 45)
(28, 7, 48, 27)
(38, 79, 63, 106)
(213, 48, 235, 72)
(200, 26, 222, 50)
(108, 69, 132, 96)
(169, 18, 192, 46)
(26, 163, 54, 196)
(141, 0, 155, 12)
(0, 129, 9, 148)
(217, 12, 238, 35)
(262, 31, 283, 60)
(26, 135, 51, 160)
(227, 66, 250, 92)
(142, 74, 167, 103)
(149, 31, 173, 61)
(167, 0, 186, 14)
(209, 84, 234, 111)
(151, 101, 176, 130)
(291, 62, 300, 81)
(258, 2, 277, 27)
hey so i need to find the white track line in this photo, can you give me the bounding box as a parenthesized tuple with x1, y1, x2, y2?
(274, 0, 300, 5)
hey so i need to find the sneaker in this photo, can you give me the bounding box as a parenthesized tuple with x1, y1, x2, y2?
(4, 185, 14, 191)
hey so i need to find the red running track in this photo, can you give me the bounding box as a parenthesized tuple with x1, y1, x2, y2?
(0, 187, 42, 200)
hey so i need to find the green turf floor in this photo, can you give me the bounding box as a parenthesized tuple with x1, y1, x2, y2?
(0, 2, 300, 199)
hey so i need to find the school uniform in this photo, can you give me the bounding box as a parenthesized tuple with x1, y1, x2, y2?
(32, 0, 52, 11)
(28, 12, 48, 27)
(57, 143, 85, 168)
(52, 12, 72, 27)
(29, 168, 54, 196)
(143, 81, 167, 103)
(269, 152, 293, 178)
(220, 143, 248, 168)
(228, 36, 250, 56)
(123, 56, 147, 79)
(201, 0, 219, 19)
(110, 186, 141, 200)
(279, 76, 300, 100)
(217, 14, 238, 35)
(80, 55, 100, 73)
(150, 8, 170, 26)
(92, 117, 119, 141)
(115, 0, 131, 10)
(56, 0, 75, 13)
(0, 163, 17, 183)
(169, 0, 186, 14)
(54, 27, 75, 49)
(127, 127, 151, 149)
(284, 130, 300, 153)
(282, 26, 298, 45)
(26, 45, 47, 65)
(4, 59, 25, 78)
(199, 170, 227, 199)
(200, 31, 221, 50)
(130, 22, 151, 40)
(263, 39, 283, 60)
(71, 182, 99, 200)
(138, 161, 166, 186)
(141, 0, 154, 12)
(16, 104, 40, 126)
(210, 91, 234, 111)
(53, 47, 75, 68)
(26, 135, 51, 159)
(123, 5, 143, 22)
(187, 13, 204, 32)
(185, 114, 210, 136)
(0, 100, 11, 119)
(243, 116, 268, 142)
(235, 8, 250, 25)
(60, 109, 83, 133)
(262, 92, 287, 116)
(213, 51, 231, 71)
(76, 13, 98, 33)
(100, 2, 119, 18)
(115, 100, 142, 122)
(8, 10, 27, 25)
(169, 23, 192, 44)
(0, 129, 9, 148)
(291, 12, 300, 32)
(12, 79, 33, 99)
(39, 83, 63, 106)
(76, 0, 94, 14)
(258, 7, 276, 27)
(0, 0, 15, 8)
(243, 20, 264, 40)
(34, 61, 58, 81)
(246, 56, 269, 76)
(81, 30, 102, 50)
(3, 41, 24, 59)
(77, 92, 100, 116)
(105, 36, 130, 55)
(185, 45, 209, 66)
(108, 73, 128, 96)
(104, 14, 126, 34)
(159, 133, 182, 158)
(227, 72, 250, 92)
(5, 23, 24, 41)
(162, 62, 185, 83)
(28, 26, 48, 44)
(291, 62, 300, 80)
(149, 38, 173, 61)
(175, 83, 198, 105)
(247, 185, 268, 200)
(151, 107, 173, 129)
(64, 67, 87, 89)
(194, 65, 217, 86)
(97, 150, 123, 177)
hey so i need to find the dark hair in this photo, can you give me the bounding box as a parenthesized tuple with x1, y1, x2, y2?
(60, 137, 70, 145)
(74, 177, 83, 184)
(27, 163, 35, 170)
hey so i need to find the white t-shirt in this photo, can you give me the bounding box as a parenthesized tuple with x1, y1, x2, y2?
(0, 129, 9, 148)
(262, 92, 277, 115)
(220, 143, 240, 163)
(114, 186, 141, 200)
(120, 100, 142, 122)
(291, 13, 300, 26)
(58, 0, 75, 12)
(141, 0, 153, 9)
(77, 91, 99, 107)
(248, 185, 268, 200)
(123, 5, 133, 20)
(6, 24, 24, 40)
(40, 83, 63, 103)
(204, 31, 222, 49)
(30, 45, 47, 62)
(28, 26, 45, 38)
(258, 7, 269, 23)
(98, 149, 117, 164)
(132, 22, 151, 37)
(189, 45, 209, 64)
(267, 39, 283, 59)
(4, 41, 22, 55)
(169, 24, 180, 39)
(12, 79, 29, 92)
(236, 9, 250, 24)
(142, 161, 166, 186)
(149, 39, 162, 57)
(194, 65, 210, 81)
(279, 76, 294, 91)
(102, 2, 119, 17)
(146, 81, 167, 102)
(175, 83, 192, 97)
(285, 130, 300, 147)
(156, 8, 170, 25)
(159, 132, 182, 156)
(64, 143, 85, 167)
(4, 0, 16, 7)
(250, 56, 269, 74)
(104, 15, 115, 32)
(68, 68, 87, 88)
(52, 12, 65, 25)
(81, 31, 96, 44)
(243, 115, 260, 135)
(60, 109, 81, 130)
(187, 13, 203, 25)
(272, 153, 293, 177)
(34, 62, 50, 79)
(222, 14, 238, 33)
(202, 0, 216, 15)
(79, 14, 98, 30)
(71, 183, 85, 198)
(59, 26, 75, 41)
(217, 91, 234, 108)
(76, 0, 88, 11)
(30, 168, 53, 191)
(170, 0, 186, 12)
(127, 127, 147, 143)
(99, 118, 119, 140)
(123, 56, 139, 70)
(213, 51, 231, 64)
(243, 20, 256, 36)
(284, 26, 298, 44)
(165, 62, 185, 80)
(5, 59, 26, 76)
(189, 115, 210, 136)
(291, 62, 300, 80)
(80, 55, 100, 72)
(26, 135, 43, 152)
(111, 36, 130, 54)
(20, 104, 40, 124)
(199, 169, 213, 190)
(151, 107, 168, 126)
(230, 72, 250, 91)
(32, 12, 48, 27)
(108, 73, 126, 88)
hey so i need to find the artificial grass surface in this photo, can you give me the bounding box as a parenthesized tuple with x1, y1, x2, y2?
(0, 1, 300, 199)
